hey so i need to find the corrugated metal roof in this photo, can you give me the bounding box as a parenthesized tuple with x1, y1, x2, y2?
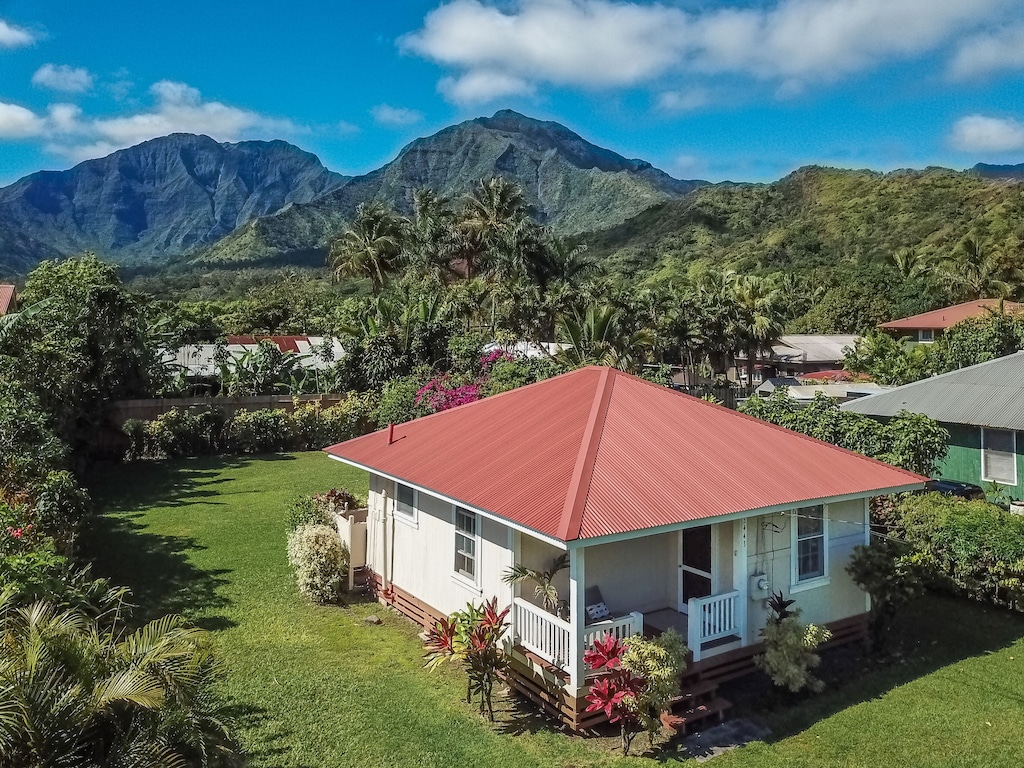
(165, 337, 345, 376)
(879, 299, 1021, 331)
(841, 351, 1024, 430)
(773, 335, 859, 364)
(0, 285, 16, 316)
(326, 366, 924, 542)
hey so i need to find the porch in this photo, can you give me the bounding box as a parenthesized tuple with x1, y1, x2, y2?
(509, 519, 750, 687)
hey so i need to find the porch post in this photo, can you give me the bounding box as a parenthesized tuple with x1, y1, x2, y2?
(863, 497, 872, 613)
(733, 519, 748, 645)
(568, 545, 586, 689)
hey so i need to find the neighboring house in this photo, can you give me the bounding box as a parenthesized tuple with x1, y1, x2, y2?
(325, 366, 923, 729)
(736, 334, 859, 382)
(166, 335, 345, 378)
(0, 285, 16, 316)
(843, 352, 1024, 500)
(483, 340, 567, 359)
(879, 299, 1022, 344)
(755, 378, 889, 403)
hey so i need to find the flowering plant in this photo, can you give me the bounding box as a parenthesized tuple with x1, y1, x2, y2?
(415, 375, 481, 413)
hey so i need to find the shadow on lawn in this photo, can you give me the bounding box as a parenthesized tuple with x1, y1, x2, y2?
(80, 456, 267, 628)
(722, 592, 1024, 743)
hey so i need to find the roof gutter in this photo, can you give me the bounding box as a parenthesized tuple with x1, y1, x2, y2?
(325, 453, 569, 550)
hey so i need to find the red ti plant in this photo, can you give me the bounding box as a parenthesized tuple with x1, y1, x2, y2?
(423, 597, 510, 721)
(583, 633, 645, 755)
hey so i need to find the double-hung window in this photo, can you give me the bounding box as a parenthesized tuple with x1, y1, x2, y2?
(793, 504, 828, 587)
(982, 429, 1017, 486)
(394, 483, 417, 525)
(453, 507, 478, 583)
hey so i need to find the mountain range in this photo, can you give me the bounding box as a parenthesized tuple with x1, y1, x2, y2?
(0, 111, 704, 276)
(0, 110, 1021, 278)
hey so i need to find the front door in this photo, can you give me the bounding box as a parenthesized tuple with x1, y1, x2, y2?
(678, 526, 713, 614)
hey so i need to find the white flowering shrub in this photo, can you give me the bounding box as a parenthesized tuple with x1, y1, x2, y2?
(286, 524, 348, 604)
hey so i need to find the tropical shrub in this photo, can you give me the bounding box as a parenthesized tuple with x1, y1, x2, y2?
(375, 369, 434, 428)
(847, 539, 926, 651)
(122, 417, 150, 461)
(898, 493, 1024, 606)
(583, 629, 688, 755)
(479, 356, 561, 398)
(226, 408, 293, 454)
(415, 374, 481, 412)
(146, 405, 228, 457)
(289, 394, 378, 450)
(423, 598, 510, 721)
(754, 592, 831, 693)
(28, 470, 91, 552)
(0, 588, 240, 767)
(286, 523, 349, 604)
(286, 488, 362, 532)
(501, 553, 569, 617)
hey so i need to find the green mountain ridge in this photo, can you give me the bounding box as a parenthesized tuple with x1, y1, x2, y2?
(586, 165, 1024, 277)
(194, 109, 705, 267)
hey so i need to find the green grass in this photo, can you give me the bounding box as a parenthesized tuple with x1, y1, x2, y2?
(88, 453, 1024, 767)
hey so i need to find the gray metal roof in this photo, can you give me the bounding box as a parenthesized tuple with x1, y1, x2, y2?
(772, 335, 860, 364)
(841, 351, 1024, 431)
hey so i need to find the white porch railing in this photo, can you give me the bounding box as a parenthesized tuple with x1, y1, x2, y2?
(512, 597, 572, 668)
(512, 599, 645, 670)
(688, 590, 742, 662)
(582, 611, 644, 651)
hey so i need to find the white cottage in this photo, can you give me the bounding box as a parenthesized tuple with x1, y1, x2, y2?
(325, 366, 923, 729)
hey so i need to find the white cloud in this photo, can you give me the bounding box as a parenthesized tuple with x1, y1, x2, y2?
(439, 70, 534, 104)
(0, 80, 303, 162)
(671, 153, 705, 177)
(657, 88, 709, 113)
(336, 120, 360, 135)
(32, 63, 94, 93)
(405, 0, 1014, 103)
(950, 115, 1024, 153)
(0, 101, 45, 138)
(948, 25, 1024, 80)
(371, 103, 424, 126)
(0, 19, 35, 49)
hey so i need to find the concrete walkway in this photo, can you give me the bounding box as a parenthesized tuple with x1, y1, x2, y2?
(681, 718, 772, 762)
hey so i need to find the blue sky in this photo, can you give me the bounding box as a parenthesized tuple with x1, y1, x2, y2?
(0, 0, 1023, 186)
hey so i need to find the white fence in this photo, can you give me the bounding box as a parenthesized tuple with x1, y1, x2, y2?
(512, 598, 572, 668)
(688, 590, 741, 662)
(581, 611, 644, 651)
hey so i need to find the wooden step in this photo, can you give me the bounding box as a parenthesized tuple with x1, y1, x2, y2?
(660, 697, 732, 735)
(668, 678, 718, 705)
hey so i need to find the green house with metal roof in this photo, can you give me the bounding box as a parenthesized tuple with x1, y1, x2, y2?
(842, 352, 1024, 500)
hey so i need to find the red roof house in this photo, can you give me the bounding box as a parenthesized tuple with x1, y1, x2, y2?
(324, 367, 923, 728)
(0, 285, 16, 316)
(880, 299, 1021, 342)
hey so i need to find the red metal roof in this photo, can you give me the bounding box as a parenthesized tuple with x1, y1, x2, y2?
(798, 370, 870, 382)
(325, 367, 924, 542)
(879, 299, 1021, 331)
(0, 285, 15, 316)
(226, 335, 309, 353)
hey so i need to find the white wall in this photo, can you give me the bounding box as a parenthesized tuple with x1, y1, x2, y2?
(366, 474, 514, 617)
(584, 532, 677, 614)
(743, 498, 868, 644)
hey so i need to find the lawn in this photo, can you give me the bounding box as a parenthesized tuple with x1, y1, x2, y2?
(88, 452, 1024, 767)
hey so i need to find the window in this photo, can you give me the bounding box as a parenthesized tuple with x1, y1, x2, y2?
(454, 507, 478, 583)
(918, 329, 935, 343)
(983, 429, 1017, 486)
(793, 504, 828, 585)
(395, 483, 417, 525)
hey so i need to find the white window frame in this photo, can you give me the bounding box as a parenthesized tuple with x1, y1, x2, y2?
(982, 428, 1017, 486)
(452, 505, 481, 591)
(918, 328, 935, 343)
(790, 504, 830, 593)
(393, 482, 418, 528)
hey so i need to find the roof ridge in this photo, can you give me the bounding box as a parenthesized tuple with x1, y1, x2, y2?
(557, 366, 617, 541)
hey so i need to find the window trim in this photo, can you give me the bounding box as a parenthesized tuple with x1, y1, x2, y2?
(918, 328, 935, 343)
(790, 504, 830, 593)
(393, 482, 419, 528)
(451, 505, 481, 591)
(982, 428, 1017, 486)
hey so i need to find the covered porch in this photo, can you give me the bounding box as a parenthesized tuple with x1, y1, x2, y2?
(509, 518, 750, 688)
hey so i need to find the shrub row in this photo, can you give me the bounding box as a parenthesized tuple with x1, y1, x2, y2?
(123, 393, 378, 459)
(896, 493, 1024, 607)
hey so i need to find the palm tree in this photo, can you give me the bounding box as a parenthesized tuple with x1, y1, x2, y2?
(454, 177, 529, 280)
(887, 247, 929, 282)
(405, 188, 458, 285)
(734, 275, 784, 386)
(329, 202, 408, 295)
(556, 304, 655, 371)
(935, 237, 1018, 301)
(0, 588, 239, 767)
(502, 554, 569, 617)
(690, 270, 743, 377)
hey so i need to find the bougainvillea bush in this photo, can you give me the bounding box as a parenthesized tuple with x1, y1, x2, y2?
(414, 375, 481, 413)
(583, 629, 687, 755)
